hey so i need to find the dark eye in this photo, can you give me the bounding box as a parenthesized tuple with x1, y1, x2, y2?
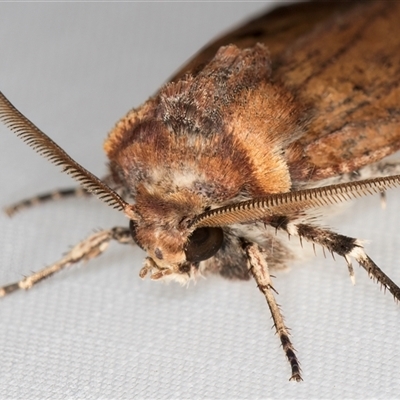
(129, 220, 144, 250)
(185, 227, 223, 263)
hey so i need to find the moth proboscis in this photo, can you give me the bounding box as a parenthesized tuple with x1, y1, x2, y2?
(2, 0, 400, 382)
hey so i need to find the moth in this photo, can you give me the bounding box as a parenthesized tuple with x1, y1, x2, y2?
(1, 0, 400, 382)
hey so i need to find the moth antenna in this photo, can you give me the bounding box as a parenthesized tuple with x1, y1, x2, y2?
(0, 91, 136, 219)
(191, 175, 400, 228)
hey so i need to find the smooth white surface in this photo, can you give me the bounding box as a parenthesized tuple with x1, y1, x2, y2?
(1, 3, 399, 399)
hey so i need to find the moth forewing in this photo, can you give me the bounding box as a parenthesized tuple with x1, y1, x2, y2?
(2, 0, 400, 383)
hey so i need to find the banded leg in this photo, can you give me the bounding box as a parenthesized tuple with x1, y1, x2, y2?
(292, 223, 400, 302)
(243, 241, 302, 382)
(4, 174, 120, 217)
(4, 187, 91, 216)
(0, 227, 132, 297)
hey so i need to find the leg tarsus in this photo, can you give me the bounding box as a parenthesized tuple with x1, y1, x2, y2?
(4, 174, 120, 217)
(243, 241, 302, 382)
(293, 223, 400, 302)
(350, 248, 400, 302)
(0, 226, 132, 297)
(4, 187, 91, 217)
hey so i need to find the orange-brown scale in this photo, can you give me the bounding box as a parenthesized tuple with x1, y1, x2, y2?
(166, 1, 400, 184)
(105, 44, 307, 201)
(103, 44, 308, 264)
(277, 1, 400, 180)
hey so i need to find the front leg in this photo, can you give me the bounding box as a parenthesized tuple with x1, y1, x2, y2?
(243, 241, 302, 382)
(0, 227, 132, 297)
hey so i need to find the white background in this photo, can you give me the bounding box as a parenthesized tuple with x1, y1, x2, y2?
(1, 2, 399, 399)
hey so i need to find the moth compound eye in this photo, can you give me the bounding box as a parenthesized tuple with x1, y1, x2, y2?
(154, 247, 163, 260)
(129, 219, 144, 250)
(185, 227, 223, 263)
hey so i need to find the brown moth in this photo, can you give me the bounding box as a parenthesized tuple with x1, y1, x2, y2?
(1, 0, 400, 382)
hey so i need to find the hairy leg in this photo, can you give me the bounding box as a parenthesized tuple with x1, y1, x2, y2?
(288, 223, 400, 302)
(243, 241, 302, 382)
(0, 227, 132, 297)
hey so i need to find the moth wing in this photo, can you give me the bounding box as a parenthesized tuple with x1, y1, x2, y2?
(276, 1, 400, 182)
(170, 1, 400, 183)
(170, 1, 356, 82)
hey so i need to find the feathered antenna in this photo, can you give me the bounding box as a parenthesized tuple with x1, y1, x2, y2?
(191, 175, 400, 228)
(0, 91, 136, 219)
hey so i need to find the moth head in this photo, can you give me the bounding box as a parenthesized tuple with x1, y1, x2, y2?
(0, 91, 229, 283)
(127, 206, 224, 282)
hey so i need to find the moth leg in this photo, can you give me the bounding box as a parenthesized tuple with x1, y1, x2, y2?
(3, 174, 120, 217)
(0, 227, 132, 297)
(4, 186, 91, 216)
(291, 223, 400, 302)
(243, 241, 302, 382)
